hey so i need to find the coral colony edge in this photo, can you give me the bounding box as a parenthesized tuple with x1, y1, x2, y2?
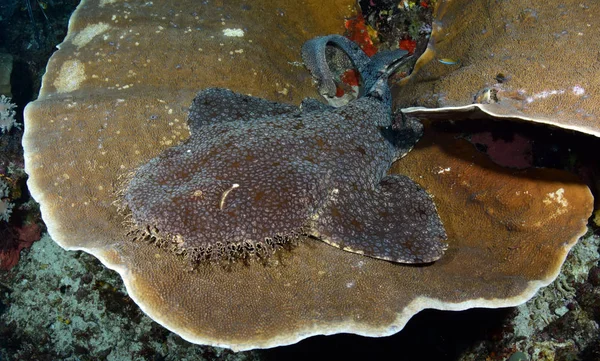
(21, 0, 595, 353)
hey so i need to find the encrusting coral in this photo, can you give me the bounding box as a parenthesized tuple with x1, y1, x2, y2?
(0, 175, 42, 271)
(0, 179, 14, 222)
(22, 0, 595, 352)
(0, 95, 17, 133)
(397, 0, 600, 137)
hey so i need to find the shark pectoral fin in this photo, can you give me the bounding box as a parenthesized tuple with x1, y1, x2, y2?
(313, 174, 447, 264)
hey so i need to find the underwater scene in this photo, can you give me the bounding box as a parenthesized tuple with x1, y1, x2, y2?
(0, 0, 599, 360)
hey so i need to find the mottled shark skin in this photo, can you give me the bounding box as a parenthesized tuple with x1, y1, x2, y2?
(124, 36, 447, 264)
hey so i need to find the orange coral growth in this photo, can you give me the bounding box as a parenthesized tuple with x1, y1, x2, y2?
(345, 13, 377, 57)
(399, 38, 417, 55)
(335, 70, 360, 97)
(341, 69, 360, 87)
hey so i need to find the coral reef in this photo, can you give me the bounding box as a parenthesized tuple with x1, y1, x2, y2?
(0, 222, 40, 271)
(21, 0, 596, 351)
(0, 53, 13, 96)
(399, 0, 600, 137)
(0, 0, 596, 358)
(0, 94, 42, 271)
(2, 232, 597, 360)
(457, 232, 600, 361)
(0, 95, 17, 133)
(0, 234, 259, 361)
(0, 179, 13, 222)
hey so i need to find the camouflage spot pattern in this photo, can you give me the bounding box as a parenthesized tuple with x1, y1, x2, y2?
(123, 36, 447, 264)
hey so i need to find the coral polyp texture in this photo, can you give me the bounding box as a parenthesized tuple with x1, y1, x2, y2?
(398, 0, 600, 137)
(23, 0, 594, 352)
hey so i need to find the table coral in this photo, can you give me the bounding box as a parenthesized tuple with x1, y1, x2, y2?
(398, 0, 600, 137)
(22, 0, 594, 352)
